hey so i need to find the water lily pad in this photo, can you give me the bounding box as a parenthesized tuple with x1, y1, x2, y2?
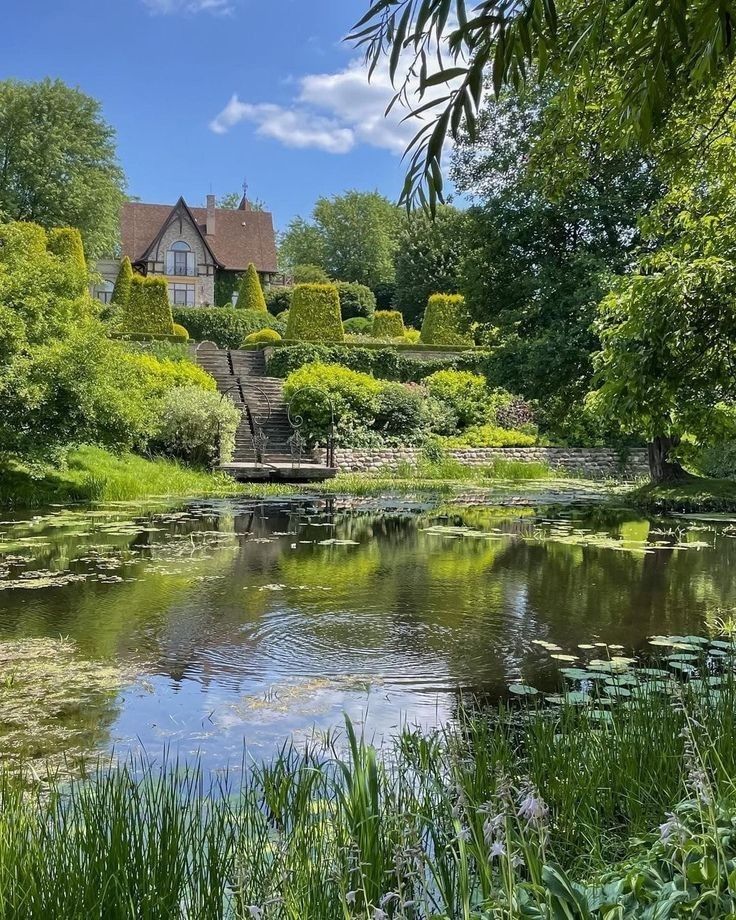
(604, 685, 632, 698)
(509, 684, 539, 696)
(563, 691, 591, 705)
(551, 654, 578, 662)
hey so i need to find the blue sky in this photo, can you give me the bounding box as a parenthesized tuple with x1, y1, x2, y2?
(0, 0, 420, 231)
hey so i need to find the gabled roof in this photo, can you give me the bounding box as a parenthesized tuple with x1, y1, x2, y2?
(120, 197, 279, 273)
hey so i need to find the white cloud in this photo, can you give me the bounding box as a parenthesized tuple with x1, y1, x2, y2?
(209, 57, 450, 156)
(143, 0, 233, 15)
(210, 96, 355, 153)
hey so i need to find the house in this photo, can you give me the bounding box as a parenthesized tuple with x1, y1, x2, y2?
(94, 194, 279, 307)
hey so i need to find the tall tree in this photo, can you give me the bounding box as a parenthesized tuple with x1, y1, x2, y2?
(451, 87, 659, 437)
(280, 191, 403, 289)
(590, 77, 736, 481)
(0, 79, 125, 259)
(352, 0, 736, 207)
(394, 205, 469, 327)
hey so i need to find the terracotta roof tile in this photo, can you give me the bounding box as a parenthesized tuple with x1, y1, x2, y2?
(120, 201, 278, 273)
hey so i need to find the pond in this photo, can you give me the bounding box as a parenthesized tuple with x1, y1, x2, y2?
(1, 493, 735, 773)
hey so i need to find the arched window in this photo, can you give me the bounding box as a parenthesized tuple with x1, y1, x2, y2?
(166, 240, 195, 276)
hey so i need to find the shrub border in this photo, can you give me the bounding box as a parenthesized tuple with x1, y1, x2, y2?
(238, 340, 478, 354)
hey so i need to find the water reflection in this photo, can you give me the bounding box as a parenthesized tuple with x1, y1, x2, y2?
(1, 497, 735, 768)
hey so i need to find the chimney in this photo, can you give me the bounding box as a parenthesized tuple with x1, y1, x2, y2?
(206, 194, 216, 236)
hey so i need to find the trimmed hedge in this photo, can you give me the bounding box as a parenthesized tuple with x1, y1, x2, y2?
(48, 228, 87, 294)
(236, 263, 267, 311)
(121, 276, 175, 335)
(171, 323, 189, 341)
(286, 284, 344, 343)
(372, 310, 405, 338)
(335, 281, 376, 320)
(421, 293, 473, 345)
(171, 307, 285, 348)
(111, 256, 133, 307)
(265, 343, 492, 383)
(243, 328, 282, 345)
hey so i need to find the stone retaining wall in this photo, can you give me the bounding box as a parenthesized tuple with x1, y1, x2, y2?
(325, 447, 649, 480)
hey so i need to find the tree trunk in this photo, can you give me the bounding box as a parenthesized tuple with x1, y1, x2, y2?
(648, 435, 689, 483)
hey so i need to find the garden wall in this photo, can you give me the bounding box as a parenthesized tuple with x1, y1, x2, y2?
(325, 447, 649, 480)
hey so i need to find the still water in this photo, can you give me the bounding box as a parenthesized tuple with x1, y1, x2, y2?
(1, 494, 735, 771)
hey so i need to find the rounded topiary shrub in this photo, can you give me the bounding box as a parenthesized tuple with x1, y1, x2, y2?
(286, 284, 344, 344)
(335, 281, 376, 320)
(121, 276, 175, 335)
(424, 369, 488, 428)
(372, 310, 405, 338)
(243, 328, 282, 346)
(343, 316, 372, 335)
(420, 293, 473, 345)
(172, 323, 189, 341)
(236, 263, 267, 312)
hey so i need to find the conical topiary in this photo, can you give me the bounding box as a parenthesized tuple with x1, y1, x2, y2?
(121, 276, 174, 335)
(111, 256, 134, 307)
(48, 227, 87, 295)
(236, 263, 267, 311)
(420, 293, 473, 345)
(286, 284, 344, 343)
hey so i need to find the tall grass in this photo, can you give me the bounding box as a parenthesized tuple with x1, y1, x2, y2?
(0, 446, 244, 508)
(2, 676, 736, 917)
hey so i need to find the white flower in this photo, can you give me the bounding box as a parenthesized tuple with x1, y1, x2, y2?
(483, 812, 505, 845)
(517, 788, 549, 827)
(345, 891, 357, 906)
(248, 908, 263, 920)
(659, 812, 689, 846)
(490, 840, 506, 859)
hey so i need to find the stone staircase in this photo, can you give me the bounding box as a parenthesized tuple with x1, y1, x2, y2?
(194, 343, 320, 469)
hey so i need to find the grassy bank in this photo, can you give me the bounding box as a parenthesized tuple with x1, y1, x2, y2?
(2, 638, 735, 917)
(0, 446, 244, 508)
(630, 476, 736, 513)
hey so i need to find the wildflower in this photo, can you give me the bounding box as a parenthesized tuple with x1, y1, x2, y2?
(490, 840, 506, 859)
(517, 787, 549, 827)
(511, 854, 525, 869)
(687, 765, 712, 806)
(482, 812, 505, 846)
(457, 825, 471, 842)
(659, 812, 689, 846)
(372, 908, 388, 920)
(345, 891, 357, 906)
(248, 908, 263, 920)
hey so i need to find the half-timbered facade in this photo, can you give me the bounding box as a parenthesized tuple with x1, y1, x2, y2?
(94, 194, 279, 307)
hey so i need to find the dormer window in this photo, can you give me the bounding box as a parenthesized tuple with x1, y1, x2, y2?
(166, 240, 196, 277)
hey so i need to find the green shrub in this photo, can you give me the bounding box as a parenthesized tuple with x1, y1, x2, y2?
(420, 293, 473, 345)
(372, 310, 405, 338)
(236, 263, 267, 311)
(424, 369, 488, 428)
(443, 424, 537, 447)
(171, 323, 189, 341)
(120, 276, 175, 335)
(343, 317, 372, 335)
(404, 327, 421, 343)
(265, 286, 293, 315)
(150, 386, 240, 465)
(335, 281, 376, 319)
(124, 352, 216, 396)
(266, 343, 493, 383)
(47, 227, 87, 294)
(283, 362, 382, 443)
(111, 256, 133, 307)
(286, 284, 344, 343)
(171, 307, 285, 348)
(243, 328, 282, 345)
(292, 264, 329, 284)
(374, 383, 424, 440)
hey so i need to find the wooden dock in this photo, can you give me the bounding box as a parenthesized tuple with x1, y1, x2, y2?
(219, 461, 337, 483)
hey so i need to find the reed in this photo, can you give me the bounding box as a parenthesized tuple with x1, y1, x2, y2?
(1, 674, 735, 917)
